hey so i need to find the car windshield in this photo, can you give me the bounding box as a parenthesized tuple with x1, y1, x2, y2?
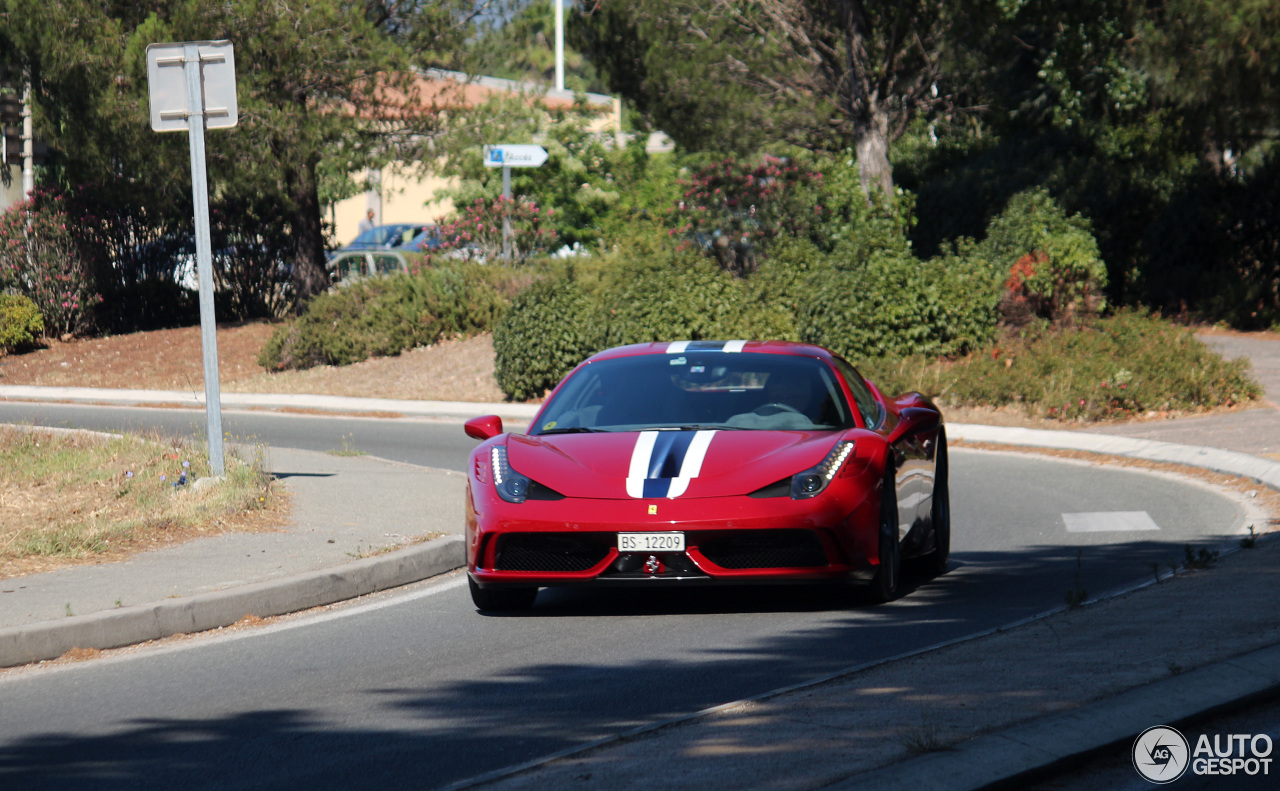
(408, 228, 441, 250)
(532, 352, 855, 434)
(348, 224, 420, 248)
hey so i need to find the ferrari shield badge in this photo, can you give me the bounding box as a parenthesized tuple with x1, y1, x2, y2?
(648, 504, 658, 515)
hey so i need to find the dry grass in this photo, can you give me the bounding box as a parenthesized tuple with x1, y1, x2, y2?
(0, 426, 283, 579)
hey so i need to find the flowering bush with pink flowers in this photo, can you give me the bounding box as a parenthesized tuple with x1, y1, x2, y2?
(415, 196, 557, 267)
(0, 190, 101, 338)
(667, 155, 823, 277)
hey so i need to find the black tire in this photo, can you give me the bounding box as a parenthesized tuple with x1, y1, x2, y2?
(869, 465, 901, 603)
(468, 577, 538, 612)
(923, 437, 951, 577)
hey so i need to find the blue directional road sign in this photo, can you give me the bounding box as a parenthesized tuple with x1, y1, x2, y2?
(483, 144, 549, 168)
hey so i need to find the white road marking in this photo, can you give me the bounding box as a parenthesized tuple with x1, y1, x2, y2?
(1063, 511, 1161, 532)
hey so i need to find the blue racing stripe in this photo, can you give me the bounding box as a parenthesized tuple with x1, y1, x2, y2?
(685, 341, 727, 352)
(642, 478, 671, 498)
(648, 431, 696, 479)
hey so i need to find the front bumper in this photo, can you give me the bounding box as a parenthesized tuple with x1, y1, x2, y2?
(466, 484, 881, 588)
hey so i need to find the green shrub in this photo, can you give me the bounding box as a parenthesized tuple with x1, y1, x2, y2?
(861, 309, 1260, 420)
(493, 276, 606, 401)
(608, 260, 753, 344)
(798, 246, 999, 362)
(0, 293, 44, 351)
(258, 263, 508, 370)
(981, 187, 1107, 325)
(492, 253, 804, 401)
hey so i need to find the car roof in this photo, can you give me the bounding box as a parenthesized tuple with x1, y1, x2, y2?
(583, 340, 839, 364)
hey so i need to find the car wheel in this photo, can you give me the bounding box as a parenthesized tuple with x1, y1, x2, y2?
(924, 437, 951, 577)
(468, 577, 538, 612)
(869, 465, 901, 603)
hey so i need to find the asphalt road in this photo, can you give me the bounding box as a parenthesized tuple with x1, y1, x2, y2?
(0, 402, 1254, 790)
(0, 402, 479, 472)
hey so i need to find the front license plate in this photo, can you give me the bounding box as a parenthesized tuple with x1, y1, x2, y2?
(618, 532, 685, 552)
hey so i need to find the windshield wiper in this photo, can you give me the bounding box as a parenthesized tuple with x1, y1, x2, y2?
(538, 426, 607, 435)
(651, 424, 744, 431)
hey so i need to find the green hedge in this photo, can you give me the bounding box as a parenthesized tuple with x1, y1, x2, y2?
(258, 264, 508, 370)
(493, 277, 605, 401)
(798, 246, 1000, 362)
(0, 293, 44, 351)
(861, 309, 1260, 420)
(489, 238, 1005, 400)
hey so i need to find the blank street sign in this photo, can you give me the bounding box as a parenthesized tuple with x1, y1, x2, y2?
(1062, 511, 1161, 532)
(146, 41, 238, 133)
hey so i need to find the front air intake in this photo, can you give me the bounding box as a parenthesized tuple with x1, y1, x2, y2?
(698, 529, 828, 569)
(494, 533, 610, 572)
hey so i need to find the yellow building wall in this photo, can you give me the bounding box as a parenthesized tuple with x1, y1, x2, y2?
(329, 96, 620, 248)
(331, 165, 458, 248)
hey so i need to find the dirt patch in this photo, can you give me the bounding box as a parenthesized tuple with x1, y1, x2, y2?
(232, 333, 508, 402)
(0, 322, 279, 391)
(0, 323, 511, 403)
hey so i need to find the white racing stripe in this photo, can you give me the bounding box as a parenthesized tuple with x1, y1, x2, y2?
(625, 429, 717, 499)
(666, 341, 690, 354)
(723, 340, 746, 353)
(626, 431, 659, 498)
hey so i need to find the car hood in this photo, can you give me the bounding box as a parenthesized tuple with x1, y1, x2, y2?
(505, 429, 843, 500)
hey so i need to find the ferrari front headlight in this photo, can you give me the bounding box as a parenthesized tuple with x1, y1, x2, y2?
(790, 440, 855, 499)
(491, 445, 531, 503)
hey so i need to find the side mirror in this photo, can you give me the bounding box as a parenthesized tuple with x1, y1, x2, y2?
(464, 415, 504, 440)
(890, 406, 940, 442)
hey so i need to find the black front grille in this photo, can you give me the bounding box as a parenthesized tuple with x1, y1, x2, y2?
(699, 529, 828, 569)
(494, 533, 611, 572)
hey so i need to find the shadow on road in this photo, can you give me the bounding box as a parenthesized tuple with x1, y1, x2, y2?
(0, 536, 1244, 791)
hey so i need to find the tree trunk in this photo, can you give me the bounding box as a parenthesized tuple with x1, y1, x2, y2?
(290, 157, 330, 313)
(854, 108, 894, 201)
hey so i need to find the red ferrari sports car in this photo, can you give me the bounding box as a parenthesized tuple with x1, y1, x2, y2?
(463, 340, 949, 611)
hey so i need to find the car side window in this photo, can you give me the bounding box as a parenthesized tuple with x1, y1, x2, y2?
(832, 357, 881, 428)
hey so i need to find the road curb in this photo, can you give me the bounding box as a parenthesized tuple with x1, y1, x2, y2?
(949, 422, 1280, 490)
(831, 642, 1280, 791)
(0, 534, 464, 668)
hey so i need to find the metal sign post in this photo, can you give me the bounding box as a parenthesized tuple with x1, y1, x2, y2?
(483, 144, 548, 260)
(146, 41, 238, 476)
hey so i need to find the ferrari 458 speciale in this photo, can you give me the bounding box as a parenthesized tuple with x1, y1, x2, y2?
(463, 340, 949, 611)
